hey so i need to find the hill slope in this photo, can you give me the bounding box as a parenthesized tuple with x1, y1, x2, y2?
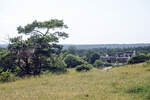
(0, 63, 150, 100)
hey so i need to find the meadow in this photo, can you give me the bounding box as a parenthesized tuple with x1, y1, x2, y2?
(0, 63, 150, 100)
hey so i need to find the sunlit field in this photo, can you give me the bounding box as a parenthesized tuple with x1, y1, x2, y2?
(0, 63, 150, 100)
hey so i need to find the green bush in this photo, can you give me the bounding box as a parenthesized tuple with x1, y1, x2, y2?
(142, 60, 150, 67)
(94, 60, 112, 68)
(76, 63, 93, 72)
(48, 56, 67, 73)
(0, 70, 16, 82)
(94, 60, 104, 68)
(104, 62, 113, 67)
(146, 60, 150, 64)
(64, 54, 84, 68)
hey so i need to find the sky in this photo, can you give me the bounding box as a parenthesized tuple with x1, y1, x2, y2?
(0, 0, 150, 44)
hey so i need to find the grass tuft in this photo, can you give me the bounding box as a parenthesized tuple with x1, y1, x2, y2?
(125, 83, 150, 100)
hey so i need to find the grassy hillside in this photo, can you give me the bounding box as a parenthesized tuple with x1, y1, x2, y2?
(0, 63, 150, 100)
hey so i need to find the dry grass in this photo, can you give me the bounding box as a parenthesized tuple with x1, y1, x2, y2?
(0, 63, 150, 100)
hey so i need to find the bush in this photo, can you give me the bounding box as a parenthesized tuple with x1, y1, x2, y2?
(94, 60, 104, 68)
(146, 60, 150, 64)
(128, 54, 150, 64)
(104, 62, 113, 67)
(64, 54, 84, 68)
(94, 60, 112, 68)
(48, 56, 67, 73)
(76, 63, 93, 72)
(0, 70, 16, 82)
(48, 66, 67, 74)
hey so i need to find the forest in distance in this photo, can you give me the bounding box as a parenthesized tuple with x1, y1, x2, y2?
(1, 43, 150, 49)
(63, 43, 150, 49)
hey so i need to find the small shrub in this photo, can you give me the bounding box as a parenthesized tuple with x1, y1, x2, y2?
(104, 62, 112, 67)
(142, 61, 150, 67)
(0, 70, 16, 82)
(49, 57, 67, 74)
(94, 60, 104, 68)
(49, 66, 67, 74)
(94, 60, 112, 68)
(76, 64, 93, 72)
(146, 60, 150, 65)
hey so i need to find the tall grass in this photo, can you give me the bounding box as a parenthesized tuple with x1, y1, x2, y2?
(0, 63, 150, 100)
(125, 82, 150, 99)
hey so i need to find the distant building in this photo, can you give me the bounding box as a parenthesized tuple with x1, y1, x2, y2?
(100, 51, 136, 64)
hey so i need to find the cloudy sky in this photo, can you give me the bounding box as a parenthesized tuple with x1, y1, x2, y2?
(0, 0, 150, 44)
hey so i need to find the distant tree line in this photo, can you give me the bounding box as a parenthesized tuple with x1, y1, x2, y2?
(64, 46, 150, 65)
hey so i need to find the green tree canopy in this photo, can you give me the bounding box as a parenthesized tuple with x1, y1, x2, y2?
(64, 54, 84, 68)
(6, 19, 69, 76)
(17, 19, 68, 36)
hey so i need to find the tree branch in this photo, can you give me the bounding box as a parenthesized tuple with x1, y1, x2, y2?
(33, 30, 44, 36)
(44, 28, 50, 36)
